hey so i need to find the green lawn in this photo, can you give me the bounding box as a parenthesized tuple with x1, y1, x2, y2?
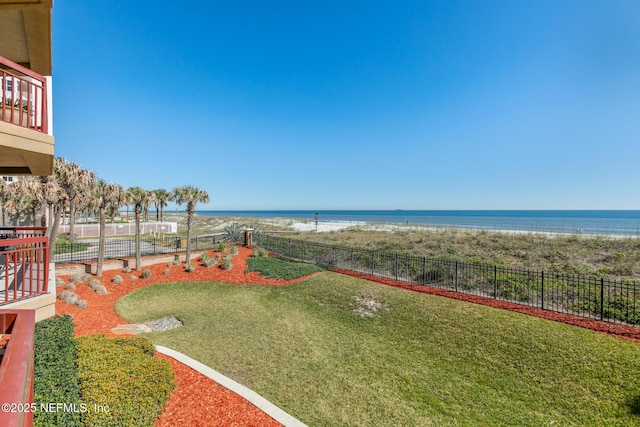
(116, 272, 640, 426)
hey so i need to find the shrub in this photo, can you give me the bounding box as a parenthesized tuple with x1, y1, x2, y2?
(130, 275, 139, 281)
(70, 272, 90, 283)
(217, 242, 226, 252)
(58, 290, 79, 305)
(76, 334, 175, 427)
(76, 299, 88, 310)
(65, 283, 76, 291)
(230, 245, 238, 255)
(142, 269, 152, 279)
(220, 257, 232, 270)
(88, 279, 108, 295)
(34, 315, 82, 427)
(57, 290, 72, 300)
(252, 248, 268, 257)
(163, 268, 170, 275)
(111, 274, 123, 285)
(185, 262, 196, 272)
(201, 252, 217, 267)
(123, 266, 132, 273)
(55, 277, 65, 287)
(223, 223, 243, 242)
(172, 256, 181, 266)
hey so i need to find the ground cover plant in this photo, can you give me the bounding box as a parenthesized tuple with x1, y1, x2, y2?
(245, 255, 324, 280)
(76, 335, 175, 427)
(116, 272, 640, 426)
(33, 315, 82, 427)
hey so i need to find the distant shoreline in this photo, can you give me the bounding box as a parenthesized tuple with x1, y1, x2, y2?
(160, 212, 638, 239)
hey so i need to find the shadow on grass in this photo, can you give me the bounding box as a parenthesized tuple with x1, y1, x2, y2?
(626, 395, 640, 416)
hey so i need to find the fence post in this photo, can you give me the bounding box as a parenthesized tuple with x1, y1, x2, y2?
(494, 265, 498, 299)
(371, 250, 375, 276)
(351, 247, 354, 270)
(195, 235, 199, 251)
(455, 261, 458, 292)
(541, 271, 544, 310)
(600, 278, 604, 321)
(422, 257, 427, 286)
(395, 253, 398, 281)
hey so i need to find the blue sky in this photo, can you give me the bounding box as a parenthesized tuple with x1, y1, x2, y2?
(52, 1, 640, 210)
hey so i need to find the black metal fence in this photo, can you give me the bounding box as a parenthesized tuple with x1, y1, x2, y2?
(254, 234, 640, 326)
(53, 234, 226, 265)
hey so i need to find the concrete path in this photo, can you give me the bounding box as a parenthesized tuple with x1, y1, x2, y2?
(155, 345, 308, 427)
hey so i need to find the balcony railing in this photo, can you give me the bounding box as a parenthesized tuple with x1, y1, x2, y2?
(0, 310, 36, 427)
(0, 55, 48, 134)
(0, 228, 49, 306)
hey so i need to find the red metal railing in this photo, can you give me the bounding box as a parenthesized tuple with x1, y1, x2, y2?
(0, 228, 49, 306)
(0, 55, 48, 134)
(0, 310, 36, 427)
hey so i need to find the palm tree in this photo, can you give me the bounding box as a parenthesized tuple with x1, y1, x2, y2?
(55, 158, 95, 239)
(125, 186, 149, 271)
(173, 186, 210, 265)
(152, 189, 173, 223)
(3, 177, 43, 225)
(143, 191, 155, 222)
(91, 180, 124, 276)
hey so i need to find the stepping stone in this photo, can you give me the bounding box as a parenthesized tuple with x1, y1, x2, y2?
(111, 324, 152, 335)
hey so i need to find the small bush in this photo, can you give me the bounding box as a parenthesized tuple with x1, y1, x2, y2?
(201, 252, 217, 267)
(88, 279, 108, 295)
(112, 274, 123, 285)
(58, 290, 80, 305)
(77, 334, 175, 427)
(55, 277, 65, 287)
(34, 315, 82, 427)
(163, 268, 170, 275)
(230, 245, 238, 255)
(142, 269, 152, 279)
(65, 283, 76, 291)
(70, 272, 90, 283)
(76, 299, 88, 310)
(57, 290, 72, 301)
(217, 242, 226, 252)
(252, 248, 268, 257)
(172, 255, 181, 266)
(123, 266, 132, 273)
(220, 257, 232, 270)
(130, 275, 139, 281)
(185, 262, 196, 272)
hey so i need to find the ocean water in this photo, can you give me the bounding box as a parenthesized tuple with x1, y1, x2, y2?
(196, 210, 640, 237)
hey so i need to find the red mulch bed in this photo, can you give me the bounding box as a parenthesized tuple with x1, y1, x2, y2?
(334, 269, 640, 343)
(55, 246, 311, 427)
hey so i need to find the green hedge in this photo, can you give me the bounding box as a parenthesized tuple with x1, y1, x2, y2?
(33, 315, 82, 427)
(76, 334, 175, 427)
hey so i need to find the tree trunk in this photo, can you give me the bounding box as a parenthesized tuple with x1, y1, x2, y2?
(135, 206, 142, 271)
(69, 199, 75, 238)
(47, 203, 63, 247)
(185, 208, 193, 265)
(97, 207, 106, 276)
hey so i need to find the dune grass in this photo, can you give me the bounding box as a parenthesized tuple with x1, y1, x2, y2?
(116, 272, 640, 426)
(245, 256, 324, 279)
